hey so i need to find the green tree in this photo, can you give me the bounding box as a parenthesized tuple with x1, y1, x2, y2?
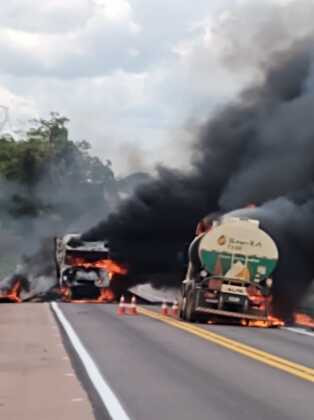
(0, 113, 117, 232)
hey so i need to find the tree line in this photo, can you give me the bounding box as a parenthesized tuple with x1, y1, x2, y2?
(0, 112, 117, 234)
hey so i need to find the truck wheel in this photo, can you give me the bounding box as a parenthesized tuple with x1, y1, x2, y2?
(185, 292, 197, 322)
(180, 297, 187, 320)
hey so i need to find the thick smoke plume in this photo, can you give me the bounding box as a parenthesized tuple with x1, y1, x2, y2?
(227, 197, 314, 317)
(83, 3, 314, 316)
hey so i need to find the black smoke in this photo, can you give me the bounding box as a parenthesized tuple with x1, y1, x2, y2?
(82, 38, 314, 316)
(227, 197, 314, 318)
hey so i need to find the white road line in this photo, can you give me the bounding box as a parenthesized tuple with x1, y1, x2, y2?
(284, 327, 314, 337)
(51, 302, 132, 420)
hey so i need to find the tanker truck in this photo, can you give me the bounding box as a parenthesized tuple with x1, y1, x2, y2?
(179, 216, 279, 324)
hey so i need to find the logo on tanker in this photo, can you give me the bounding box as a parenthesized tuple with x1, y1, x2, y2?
(229, 237, 262, 248)
(217, 235, 226, 246)
(216, 235, 262, 250)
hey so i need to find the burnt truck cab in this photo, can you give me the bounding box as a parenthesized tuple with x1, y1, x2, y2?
(180, 216, 279, 323)
(55, 234, 111, 300)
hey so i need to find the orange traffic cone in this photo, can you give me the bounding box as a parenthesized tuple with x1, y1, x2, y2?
(161, 300, 168, 316)
(117, 295, 126, 315)
(129, 296, 138, 315)
(171, 300, 179, 317)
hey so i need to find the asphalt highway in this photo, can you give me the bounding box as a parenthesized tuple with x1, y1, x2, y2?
(55, 303, 314, 420)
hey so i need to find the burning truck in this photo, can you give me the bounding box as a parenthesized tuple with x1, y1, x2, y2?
(180, 215, 281, 326)
(55, 234, 127, 302)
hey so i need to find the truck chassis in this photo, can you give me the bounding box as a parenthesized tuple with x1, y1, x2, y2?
(180, 276, 270, 324)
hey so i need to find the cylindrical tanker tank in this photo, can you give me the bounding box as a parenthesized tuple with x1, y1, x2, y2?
(180, 216, 279, 325)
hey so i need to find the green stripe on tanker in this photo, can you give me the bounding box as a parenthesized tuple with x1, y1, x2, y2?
(200, 251, 277, 282)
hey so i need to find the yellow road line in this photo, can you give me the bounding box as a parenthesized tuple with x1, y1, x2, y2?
(138, 307, 314, 383)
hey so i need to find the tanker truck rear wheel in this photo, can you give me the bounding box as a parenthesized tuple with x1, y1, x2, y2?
(185, 292, 197, 322)
(180, 297, 187, 320)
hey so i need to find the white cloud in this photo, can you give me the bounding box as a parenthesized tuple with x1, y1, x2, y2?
(94, 0, 132, 21)
(0, 0, 143, 78)
(0, 1, 91, 33)
(0, 0, 311, 174)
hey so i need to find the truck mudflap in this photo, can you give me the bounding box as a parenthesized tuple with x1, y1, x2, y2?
(195, 306, 269, 321)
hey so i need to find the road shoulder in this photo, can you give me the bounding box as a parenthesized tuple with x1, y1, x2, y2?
(0, 303, 95, 420)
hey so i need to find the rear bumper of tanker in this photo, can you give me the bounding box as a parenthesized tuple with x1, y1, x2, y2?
(190, 287, 270, 322)
(194, 306, 269, 321)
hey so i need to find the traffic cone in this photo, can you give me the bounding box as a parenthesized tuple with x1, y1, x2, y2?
(117, 295, 126, 315)
(171, 300, 179, 317)
(161, 300, 168, 316)
(129, 296, 138, 315)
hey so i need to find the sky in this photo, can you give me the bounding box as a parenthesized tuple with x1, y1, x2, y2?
(0, 0, 303, 174)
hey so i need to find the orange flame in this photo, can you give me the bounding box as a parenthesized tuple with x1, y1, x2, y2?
(61, 286, 115, 303)
(294, 313, 314, 328)
(67, 257, 127, 276)
(98, 288, 115, 302)
(247, 287, 269, 312)
(0, 280, 22, 303)
(61, 257, 127, 304)
(268, 315, 285, 327)
(61, 286, 72, 301)
(242, 293, 284, 327)
(241, 316, 284, 328)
